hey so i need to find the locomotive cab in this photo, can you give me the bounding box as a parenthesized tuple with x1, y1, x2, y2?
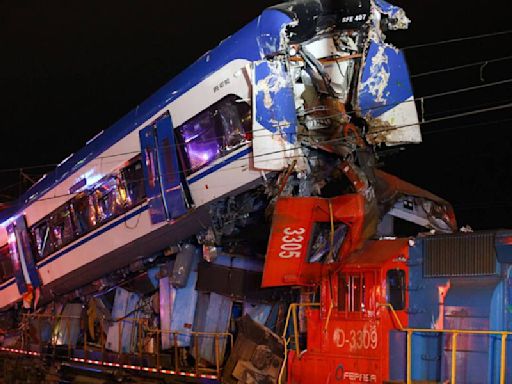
(286, 239, 410, 384)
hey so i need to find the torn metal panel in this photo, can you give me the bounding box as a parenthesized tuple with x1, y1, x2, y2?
(159, 276, 176, 350)
(121, 291, 140, 353)
(243, 302, 272, 326)
(105, 287, 141, 353)
(223, 314, 284, 384)
(257, 9, 294, 57)
(52, 303, 82, 347)
(170, 244, 198, 288)
(358, 40, 421, 145)
(192, 292, 232, 365)
(196, 261, 263, 300)
(302, 37, 356, 101)
(169, 249, 200, 347)
(252, 60, 306, 171)
(374, 169, 457, 232)
(374, 0, 411, 30)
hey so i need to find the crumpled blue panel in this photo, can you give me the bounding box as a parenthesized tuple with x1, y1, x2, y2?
(358, 40, 414, 118)
(374, 0, 404, 18)
(257, 9, 293, 57)
(254, 60, 298, 144)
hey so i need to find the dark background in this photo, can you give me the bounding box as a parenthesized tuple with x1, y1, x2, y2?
(0, 0, 511, 229)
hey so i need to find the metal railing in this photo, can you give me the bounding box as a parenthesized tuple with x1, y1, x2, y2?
(15, 312, 233, 379)
(278, 302, 321, 384)
(380, 303, 511, 384)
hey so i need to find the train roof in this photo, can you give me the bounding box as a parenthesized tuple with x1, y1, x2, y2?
(0, 8, 293, 225)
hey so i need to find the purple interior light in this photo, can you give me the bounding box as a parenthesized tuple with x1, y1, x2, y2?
(180, 114, 222, 173)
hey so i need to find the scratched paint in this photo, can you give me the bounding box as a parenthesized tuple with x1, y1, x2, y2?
(252, 60, 305, 170)
(358, 41, 421, 144)
(374, 0, 411, 30)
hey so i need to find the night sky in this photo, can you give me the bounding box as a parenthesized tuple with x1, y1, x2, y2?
(1, 0, 511, 229)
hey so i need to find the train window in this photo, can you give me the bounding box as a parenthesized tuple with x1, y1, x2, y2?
(177, 95, 251, 175)
(121, 159, 145, 205)
(94, 176, 125, 222)
(145, 148, 158, 189)
(0, 244, 13, 283)
(50, 205, 75, 249)
(28, 156, 146, 261)
(338, 272, 374, 313)
(386, 269, 405, 310)
(308, 222, 347, 263)
(70, 192, 98, 234)
(31, 221, 53, 259)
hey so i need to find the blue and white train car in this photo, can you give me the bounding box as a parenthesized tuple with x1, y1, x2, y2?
(0, 0, 421, 310)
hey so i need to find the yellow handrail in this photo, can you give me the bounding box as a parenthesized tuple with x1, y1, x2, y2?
(19, 312, 233, 377)
(278, 302, 321, 384)
(380, 303, 511, 384)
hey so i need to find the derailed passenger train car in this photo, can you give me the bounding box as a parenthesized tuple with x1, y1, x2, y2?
(0, 0, 466, 383)
(0, 0, 433, 318)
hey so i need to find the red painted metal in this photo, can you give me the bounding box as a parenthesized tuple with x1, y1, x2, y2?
(287, 239, 410, 384)
(262, 194, 366, 287)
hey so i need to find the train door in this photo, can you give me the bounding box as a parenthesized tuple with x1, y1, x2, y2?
(6, 215, 41, 295)
(139, 113, 188, 224)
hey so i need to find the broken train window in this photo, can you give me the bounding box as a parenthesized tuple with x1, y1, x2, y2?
(177, 95, 251, 176)
(307, 221, 347, 263)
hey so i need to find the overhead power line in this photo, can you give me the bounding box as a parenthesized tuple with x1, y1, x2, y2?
(0, 76, 511, 178)
(403, 29, 512, 50)
(1, 100, 511, 206)
(411, 55, 512, 78)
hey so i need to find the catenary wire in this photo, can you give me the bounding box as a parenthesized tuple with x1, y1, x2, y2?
(402, 29, 512, 50)
(2, 100, 511, 206)
(411, 55, 512, 78)
(1, 76, 511, 177)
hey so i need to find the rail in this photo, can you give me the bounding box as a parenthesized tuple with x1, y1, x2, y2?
(4, 312, 234, 380)
(379, 303, 511, 384)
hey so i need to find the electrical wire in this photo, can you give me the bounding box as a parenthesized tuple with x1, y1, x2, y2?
(1, 75, 511, 179)
(422, 117, 512, 136)
(1, 99, 510, 207)
(402, 29, 512, 50)
(411, 55, 512, 78)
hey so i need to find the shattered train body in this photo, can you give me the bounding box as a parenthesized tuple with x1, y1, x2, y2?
(1, 1, 502, 384)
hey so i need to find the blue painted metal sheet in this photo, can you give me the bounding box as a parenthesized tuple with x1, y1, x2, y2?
(121, 291, 140, 353)
(495, 231, 512, 263)
(254, 60, 297, 143)
(442, 280, 499, 384)
(171, 244, 198, 288)
(170, 252, 200, 347)
(6, 223, 26, 294)
(106, 287, 130, 352)
(54, 303, 82, 347)
(159, 274, 175, 350)
(139, 125, 166, 224)
(358, 40, 420, 144)
(13, 215, 41, 288)
(359, 41, 413, 116)
(243, 302, 272, 325)
(155, 114, 187, 220)
(257, 9, 292, 57)
(252, 60, 300, 170)
(374, 0, 405, 19)
(192, 292, 232, 365)
(0, 9, 293, 225)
